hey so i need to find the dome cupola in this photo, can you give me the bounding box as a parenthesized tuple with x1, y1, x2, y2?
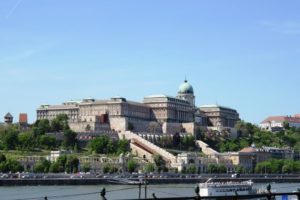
(178, 79, 194, 94)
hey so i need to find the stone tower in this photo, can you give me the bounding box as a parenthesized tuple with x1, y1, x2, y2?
(4, 112, 13, 124)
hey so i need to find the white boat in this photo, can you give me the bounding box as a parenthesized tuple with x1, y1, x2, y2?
(199, 179, 255, 196)
(108, 178, 141, 185)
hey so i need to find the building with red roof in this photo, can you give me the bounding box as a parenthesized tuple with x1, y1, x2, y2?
(294, 114, 300, 118)
(19, 113, 28, 124)
(259, 114, 300, 131)
(19, 113, 28, 130)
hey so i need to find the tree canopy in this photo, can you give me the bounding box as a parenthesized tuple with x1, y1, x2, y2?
(204, 120, 300, 152)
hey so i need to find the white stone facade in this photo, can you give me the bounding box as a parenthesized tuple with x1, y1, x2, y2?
(199, 105, 239, 128)
(143, 94, 194, 123)
(36, 80, 239, 134)
(260, 115, 300, 131)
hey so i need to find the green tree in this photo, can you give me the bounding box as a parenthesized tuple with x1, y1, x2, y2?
(269, 160, 284, 173)
(33, 159, 51, 173)
(144, 163, 155, 173)
(159, 135, 169, 148)
(282, 160, 293, 173)
(254, 159, 300, 174)
(39, 135, 57, 149)
(51, 114, 69, 132)
(195, 127, 203, 140)
(49, 162, 60, 173)
(51, 118, 62, 132)
(33, 119, 51, 135)
(89, 135, 116, 154)
(127, 159, 138, 173)
(153, 154, 166, 172)
(235, 165, 245, 174)
(283, 121, 290, 130)
(207, 164, 217, 173)
(239, 139, 249, 149)
(81, 163, 90, 173)
(56, 155, 68, 172)
(1, 159, 24, 173)
(18, 131, 35, 150)
(0, 153, 7, 172)
(187, 164, 197, 174)
(0, 153, 6, 163)
(180, 135, 195, 151)
(282, 135, 297, 147)
(217, 164, 227, 173)
(255, 161, 272, 174)
(65, 156, 79, 173)
(102, 163, 112, 174)
(218, 139, 240, 152)
(207, 164, 227, 173)
(63, 129, 77, 149)
(2, 130, 18, 150)
(0, 162, 9, 172)
(117, 138, 130, 155)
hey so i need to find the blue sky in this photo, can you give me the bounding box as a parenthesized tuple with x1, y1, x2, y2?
(0, 0, 300, 124)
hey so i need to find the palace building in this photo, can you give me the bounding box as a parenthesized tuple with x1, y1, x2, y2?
(37, 80, 239, 134)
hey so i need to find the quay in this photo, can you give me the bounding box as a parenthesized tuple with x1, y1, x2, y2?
(0, 177, 300, 186)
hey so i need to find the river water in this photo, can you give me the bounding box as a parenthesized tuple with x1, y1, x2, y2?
(0, 183, 299, 200)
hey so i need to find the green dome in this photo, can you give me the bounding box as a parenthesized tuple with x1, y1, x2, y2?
(178, 80, 194, 94)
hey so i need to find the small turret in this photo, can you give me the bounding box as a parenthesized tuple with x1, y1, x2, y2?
(4, 112, 13, 124)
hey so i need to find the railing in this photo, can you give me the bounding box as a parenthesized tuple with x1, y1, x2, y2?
(128, 191, 300, 200)
(98, 186, 300, 200)
(27, 184, 300, 200)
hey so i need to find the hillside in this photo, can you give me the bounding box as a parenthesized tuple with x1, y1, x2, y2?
(202, 121, 300, 152)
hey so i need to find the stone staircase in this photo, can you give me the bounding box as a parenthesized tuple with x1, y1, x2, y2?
(195, 140, 219, 157)
(119, 131, 177, 164)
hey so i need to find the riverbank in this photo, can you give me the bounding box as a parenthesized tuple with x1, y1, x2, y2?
(0, 177, 300, 186)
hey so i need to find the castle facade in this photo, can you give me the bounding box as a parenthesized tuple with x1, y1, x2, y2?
(37, 80, 239, 134)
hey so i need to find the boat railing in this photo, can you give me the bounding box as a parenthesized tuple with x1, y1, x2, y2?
(199, 180, 253, 188)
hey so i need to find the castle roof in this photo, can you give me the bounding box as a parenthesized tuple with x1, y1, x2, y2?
(19, 113, 28, 123)
(178, 79, 194, 94)
(199, 104, 236, 111)
(4, 112, 13, 118)
(260, 116, 300, 124)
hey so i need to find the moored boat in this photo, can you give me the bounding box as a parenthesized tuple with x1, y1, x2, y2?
(108, 178, 141, 185)
(199, 179, 255, 196)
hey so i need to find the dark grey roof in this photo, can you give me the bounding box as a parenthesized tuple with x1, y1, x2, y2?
(4, 112, 13, 118)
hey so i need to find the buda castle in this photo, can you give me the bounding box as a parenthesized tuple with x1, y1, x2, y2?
(37, 80, 239, 134)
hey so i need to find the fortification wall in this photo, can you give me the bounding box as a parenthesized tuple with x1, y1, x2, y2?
(182, 122, 195, 134)
(110, 117, 127, 132)
(162, 122, 182, 134)
(69, 122, 110, 132)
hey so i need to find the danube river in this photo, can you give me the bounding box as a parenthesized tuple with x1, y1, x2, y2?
(1, 183, 300, 200)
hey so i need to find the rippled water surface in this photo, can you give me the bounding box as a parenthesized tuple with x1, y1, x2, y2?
(0, 183, 299, 200)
